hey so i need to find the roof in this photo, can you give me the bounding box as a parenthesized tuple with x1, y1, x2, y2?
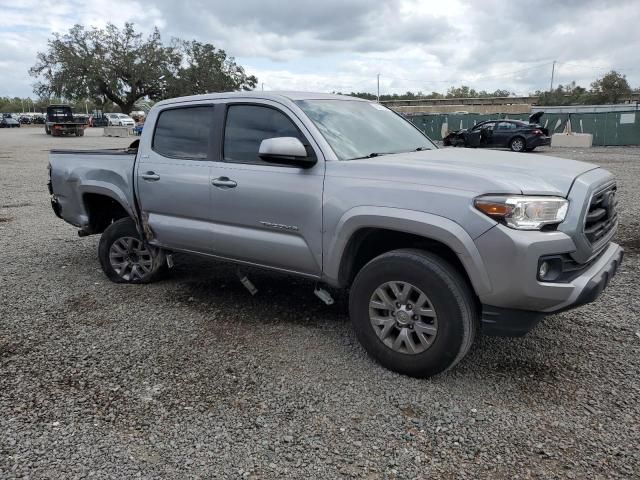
(156, 91, 368, 107)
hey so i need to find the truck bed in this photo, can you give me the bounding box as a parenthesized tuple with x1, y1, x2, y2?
(48, 148, 138, 230)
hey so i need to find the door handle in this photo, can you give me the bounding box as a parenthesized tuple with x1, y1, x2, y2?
(212, 177, 237, 188)
(141, 172, 160, 181)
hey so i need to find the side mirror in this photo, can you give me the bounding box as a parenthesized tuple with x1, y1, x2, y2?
(258, 137, 316, 168)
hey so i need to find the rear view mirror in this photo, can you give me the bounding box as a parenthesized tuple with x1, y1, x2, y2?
(258, 137, 316, 168)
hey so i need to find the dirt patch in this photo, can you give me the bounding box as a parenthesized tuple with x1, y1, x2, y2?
(0, 338, 31, 358)
(1, 201, 33, 208)
(0, 216, 13, 223)
(619, 237, 640, 254)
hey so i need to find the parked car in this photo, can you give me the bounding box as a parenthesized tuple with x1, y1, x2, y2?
(32, 115, 46, 125)
(443, 112, 550, 152)
(18, 115, 32, 124)
(48, 92, 623, 378)
(106, 113, 135, 127)
(0, 114, 20, 128)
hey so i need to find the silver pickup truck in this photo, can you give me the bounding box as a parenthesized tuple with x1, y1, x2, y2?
(48, 92, 623, 378)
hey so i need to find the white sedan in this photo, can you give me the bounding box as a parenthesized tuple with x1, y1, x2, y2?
(106, 113, 135, 127)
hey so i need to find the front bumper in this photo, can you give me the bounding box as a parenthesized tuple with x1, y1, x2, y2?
(557, 242, 624, 311)
(481, 243, 623, 336)
(474, 224, 624, 336)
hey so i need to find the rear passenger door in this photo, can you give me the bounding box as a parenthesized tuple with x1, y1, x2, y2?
(494, 122, 517, 147)
(136, 104, 216, 254)
(207, 101, 325, 277)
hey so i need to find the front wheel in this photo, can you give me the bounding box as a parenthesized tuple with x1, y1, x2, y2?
(349, 249, 477, 378)
(98, 218, 165, 284)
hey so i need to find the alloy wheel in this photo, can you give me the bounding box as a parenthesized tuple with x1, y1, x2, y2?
(368, 281, 438, 354)
(108, 236, 155, 281)
(511, 138, 524, 151)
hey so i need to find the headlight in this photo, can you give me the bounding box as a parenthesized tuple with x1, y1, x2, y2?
(474, 195, 569, 230)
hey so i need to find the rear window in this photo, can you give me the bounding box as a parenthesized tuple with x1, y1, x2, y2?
(152, 106, 213, 160)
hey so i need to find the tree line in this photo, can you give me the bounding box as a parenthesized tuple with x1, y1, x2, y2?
(0, 97, 104, 114)
(345, 71, 638, 105)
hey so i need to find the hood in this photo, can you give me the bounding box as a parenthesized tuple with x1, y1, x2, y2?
(529, 111, 544, 123)
(333, 148, 598, 196)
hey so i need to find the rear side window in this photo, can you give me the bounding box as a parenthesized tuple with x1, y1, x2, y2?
(152, 106, 212, 160)
(224, 105, 306, 164)
(496, 122, 516, 130)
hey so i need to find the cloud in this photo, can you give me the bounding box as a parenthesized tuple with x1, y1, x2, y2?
(0, 0, 638, 99)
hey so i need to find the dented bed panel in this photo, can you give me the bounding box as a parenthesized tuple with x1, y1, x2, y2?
(48, 151, 137, 230)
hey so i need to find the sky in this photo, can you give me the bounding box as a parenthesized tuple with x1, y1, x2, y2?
(1, 0, 639, 99)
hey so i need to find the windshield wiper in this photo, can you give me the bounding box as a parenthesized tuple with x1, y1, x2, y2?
(347, 147, 429, 160)
(347, 152, 388, 160)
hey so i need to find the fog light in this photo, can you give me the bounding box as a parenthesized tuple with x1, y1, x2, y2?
(538, 261, 550, 280)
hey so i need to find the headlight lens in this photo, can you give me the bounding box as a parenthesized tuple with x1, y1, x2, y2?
(474, 195, 569, 230)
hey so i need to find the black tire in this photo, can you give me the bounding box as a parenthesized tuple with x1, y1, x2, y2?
(78, 129, 85, 136)
(45, 126, 51, 135)
(509, 136, 526, 152)
(349, 249, 477, 378)
(98, 217, 166, 284)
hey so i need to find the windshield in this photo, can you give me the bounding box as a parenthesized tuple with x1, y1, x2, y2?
(295, 99, 435, 160)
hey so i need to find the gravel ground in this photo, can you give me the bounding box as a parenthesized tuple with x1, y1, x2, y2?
(1, 127, 639, 479)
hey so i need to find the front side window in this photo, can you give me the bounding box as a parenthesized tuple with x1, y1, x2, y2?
(152, 106, 212, 160)
(475, 122, 495, 131)
(296, 99, 435, 160)
(224, 105, 306, 164)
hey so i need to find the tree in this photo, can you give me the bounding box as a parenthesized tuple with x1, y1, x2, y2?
(534, 81, 588, 106)
(590, 70, 632, 104)
(165, 40, 257, 98)
(446, 85, 478, 98)
(30, 23, 257, 113)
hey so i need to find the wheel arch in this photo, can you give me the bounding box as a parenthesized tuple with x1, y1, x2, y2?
(81, 190, 133, 234)
(324, 207, 492, 297)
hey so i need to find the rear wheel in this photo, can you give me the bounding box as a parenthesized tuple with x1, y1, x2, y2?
(349, 249, 477, 378)
(509, 136, 526, 152)
(98, 218, 165, 284)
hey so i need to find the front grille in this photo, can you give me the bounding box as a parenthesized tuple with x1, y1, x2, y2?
(584, 184, 618, 244)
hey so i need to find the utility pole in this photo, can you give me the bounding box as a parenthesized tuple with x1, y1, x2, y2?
(549, 60, 556, 91)
(377, 73, 380, 103)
